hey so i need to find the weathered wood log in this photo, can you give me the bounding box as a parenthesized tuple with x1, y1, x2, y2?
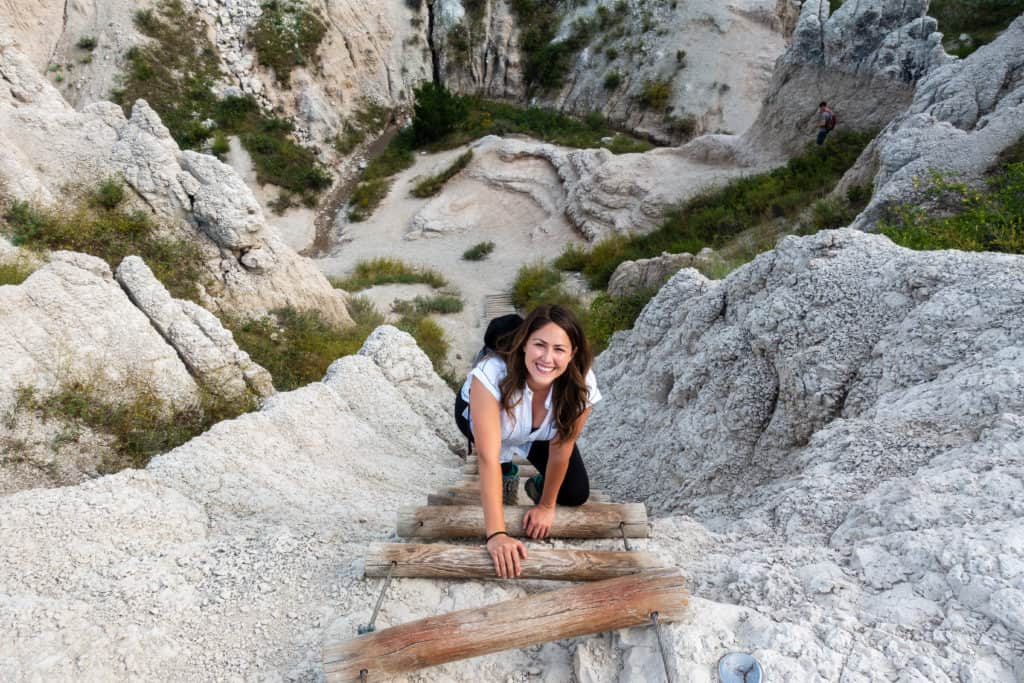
(430, 489, 606, 505)
(397, 503, 650, 539)
(364, 543, 667, 581)
(323, 569, 688, 681)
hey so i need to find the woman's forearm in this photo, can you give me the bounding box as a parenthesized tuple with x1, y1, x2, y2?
(478, 453, 506, 534)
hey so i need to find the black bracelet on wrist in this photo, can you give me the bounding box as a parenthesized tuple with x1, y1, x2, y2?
(486, 530, 508, 542)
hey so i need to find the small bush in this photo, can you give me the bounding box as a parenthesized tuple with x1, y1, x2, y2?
(211, 130, 231, 158)
(0, 258, 34, 286)
(808, 197, 857, 231)
(603, 70, 622, 90)
(249, 0, 327, 88)
(880, 157, 1024, 253)
(676, 49, 686, 66)
(846, 184, 871, 206)
(665, 114, 697, 140)
(15, 380, 253, 473)
(586, 288, 655, 354)
(413, 82, 469, 146)
(77, 36, 98, 51)
(2, 189, 206, 302)
(333, 257, 448, 292)
(511, 261, 582, 312)
(605, 47, 619, 61)
(392, 294, 464, 316)
(396, 314, 450, 372)
(347, 179, 391, 222)
(91, 177, 126, 210)
(334, 121, 365, 155)
(412, 150, 473, 198)
(462, 240, 495, 261)
(639, 78, 672, 111)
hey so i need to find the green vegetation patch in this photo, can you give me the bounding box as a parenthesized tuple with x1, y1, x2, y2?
(249, 0, 327, 87)
(557, 131, 875, 288)
(116, 0, 330, 204)
(0, 258, 34, 286)
(1, 179, 206, 301)
(462, 240, 495, 261)
(509, 261, 650, 353)
(881, 142, 1024, 253)
(332, 257, 448, 292)
(393, 294, 464, 316)
(929, 0, 1024, 57)
(13, 382, 253, 473)
(412, 151, 474, 198)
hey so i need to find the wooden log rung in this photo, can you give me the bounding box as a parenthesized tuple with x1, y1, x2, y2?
(323, 569, 688, 681)
(398, 503, 651, 539)
(364, 543, 667, 581)
(428, 485, 610, 507)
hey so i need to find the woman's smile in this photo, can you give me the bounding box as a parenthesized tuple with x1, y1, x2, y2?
(524, 322, 575, 389)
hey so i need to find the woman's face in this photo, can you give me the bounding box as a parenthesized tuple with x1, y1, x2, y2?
(523, 322, 575, 389)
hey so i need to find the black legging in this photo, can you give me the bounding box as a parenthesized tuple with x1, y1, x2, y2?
(454, 394, 590, 506)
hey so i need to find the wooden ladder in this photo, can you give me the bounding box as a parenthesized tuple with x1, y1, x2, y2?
(322, 459, 688, 681)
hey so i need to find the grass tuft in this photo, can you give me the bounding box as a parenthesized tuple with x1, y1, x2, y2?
(1, 182, 206, 302)
(462, 240, 495, 261)
(249, 0, 327, 88)
(0, 257, 34, 286)
(331, 257, 448, 292)
(412, 151, 474, 198)
(392, 294, 464, 316)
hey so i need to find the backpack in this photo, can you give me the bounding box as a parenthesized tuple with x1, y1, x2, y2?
(471, 314, 523, 365)
(825, 109, 837, 130)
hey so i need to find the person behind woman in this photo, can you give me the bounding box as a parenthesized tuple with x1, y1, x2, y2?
(453, 304, 601, 578)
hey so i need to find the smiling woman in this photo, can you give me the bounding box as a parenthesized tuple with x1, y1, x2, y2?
(451, 305, 602, 578)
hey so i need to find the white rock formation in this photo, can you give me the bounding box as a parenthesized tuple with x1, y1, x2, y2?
(436, 0, 793, 142)
(0, 251, 200, 418)
(847, 15, 1024, 231)
(0, 41, 352, 328)
(408, 136, 759, 242)
(607, 250, 712, 298)
(738, 0, 952, 161)
(116, 256, 275, 403)
(582, 228, 1024, 679)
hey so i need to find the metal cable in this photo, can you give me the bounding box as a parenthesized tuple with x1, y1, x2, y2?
(650, 612, 677, 683)
(358, 561, 397, 635)
(619, 521, 631, 552)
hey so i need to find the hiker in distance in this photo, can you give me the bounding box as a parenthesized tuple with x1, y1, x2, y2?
(816, 100, 836, 145)
(454, 305, 601, 579)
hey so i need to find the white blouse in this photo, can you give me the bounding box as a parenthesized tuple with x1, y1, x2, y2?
(459, 355, 602, 463)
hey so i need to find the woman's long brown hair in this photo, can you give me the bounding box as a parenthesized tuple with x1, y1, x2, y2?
(498, 305, 593, 442)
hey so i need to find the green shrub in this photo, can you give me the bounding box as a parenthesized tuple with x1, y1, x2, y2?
(586, 288, 655, 353)
(347, 179, 392, 222)
(392, 294, 464, 316)
(511, 261, 582, 312)
(462, 240, 496, 261)
(413, 82, 469, 146)
(0, 258, 34, 286)
(412, 151, 473, 198)
(249, 0, 327, 88)
(605, 47, 619, 61)
(334, 121, 366, 155)
(665, 114, 697, 140)
(603, 70, 622, 90)
(76, 36, 98, 51)
(929, 0, 1024, 56)
(639, 78, 672, 111)
(880, 157, 1024, 253)
(91, 177, 126, 210)
(395, 314, 451, 374)
(2, 189, 205, 302)
(115, 1, 330, 201)
(333, 257, 447, 291)
(211, 130, 231, 158)
(565, 132, 874, 288)
(808, 197, 857, 231)
(15, 380, 252, 473)
(676, 49, 687, 66)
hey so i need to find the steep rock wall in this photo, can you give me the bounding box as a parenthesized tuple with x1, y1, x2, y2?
(847, 15, 1024, 230)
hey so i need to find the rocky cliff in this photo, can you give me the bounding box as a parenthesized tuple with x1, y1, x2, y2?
(435, 0, 794, 142)
(582, 228, 1024, 679)
(741, 0, 951, 160)
(846, 14, 1024, 231)
(0, 41, 352, 327)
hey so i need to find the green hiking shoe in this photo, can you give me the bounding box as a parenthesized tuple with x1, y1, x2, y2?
(502, 463, 520, 505)
(524, 473, 544, 505)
